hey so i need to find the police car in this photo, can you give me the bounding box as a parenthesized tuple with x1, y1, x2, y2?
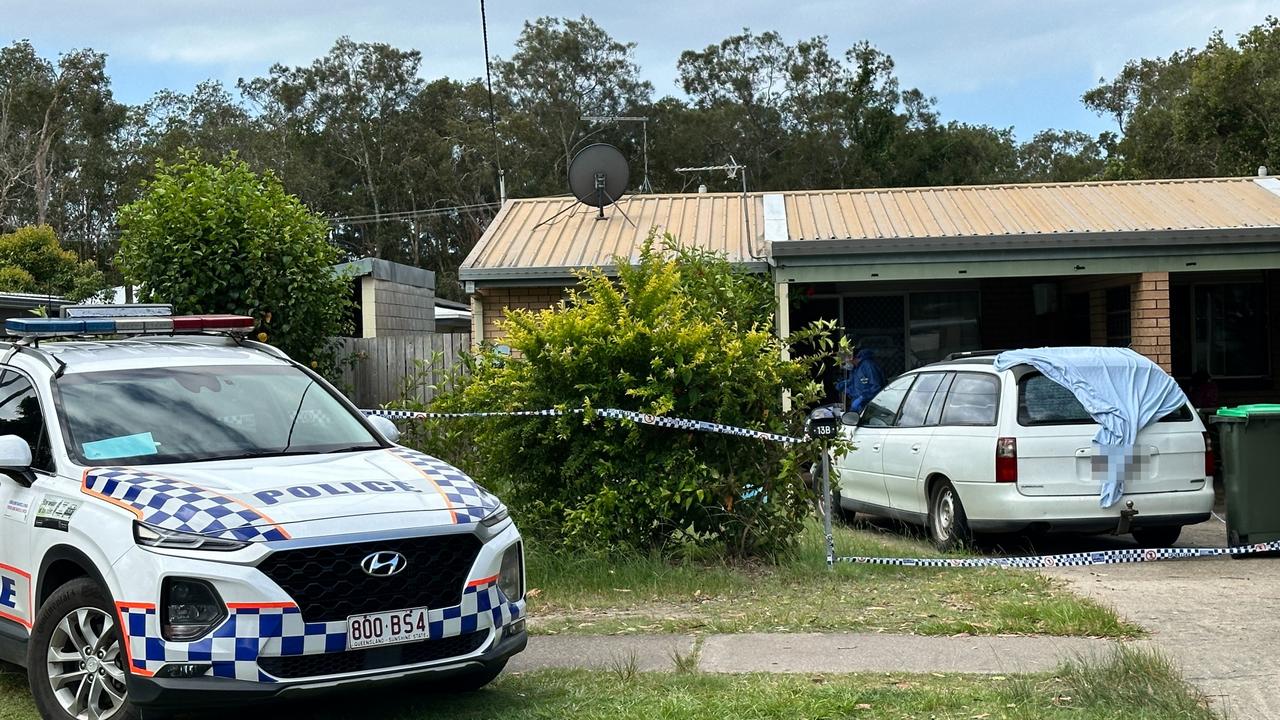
(0, 307, 526, 720)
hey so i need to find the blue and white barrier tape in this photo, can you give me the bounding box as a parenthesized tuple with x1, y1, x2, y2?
(363, 407, 808, 445)
(364, 407, 1276, 568)
(837, 540, 1280, 568)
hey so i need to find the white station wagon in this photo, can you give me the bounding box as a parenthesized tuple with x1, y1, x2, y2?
(832, 353, 1215, 550)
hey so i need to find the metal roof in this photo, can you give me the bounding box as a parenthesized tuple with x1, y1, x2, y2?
(461, 192, 770, 282)
(461, 177, 1280, 283)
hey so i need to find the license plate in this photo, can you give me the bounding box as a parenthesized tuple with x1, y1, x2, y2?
(347, 607, 431, 650)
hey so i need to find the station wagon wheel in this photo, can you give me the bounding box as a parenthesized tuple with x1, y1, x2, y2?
(928, 481, 971, 552)
(29, 578, 138, 720)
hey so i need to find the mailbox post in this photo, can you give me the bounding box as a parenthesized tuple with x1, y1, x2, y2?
(807, 406, 841, 570)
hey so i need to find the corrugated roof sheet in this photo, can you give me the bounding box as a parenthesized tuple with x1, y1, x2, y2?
(461, 177, 1280, 280)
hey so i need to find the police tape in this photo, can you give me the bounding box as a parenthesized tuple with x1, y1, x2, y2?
(835, 540, 1280, 568)
(361, 407, 1272, 569)
(362, 407, 809, 445)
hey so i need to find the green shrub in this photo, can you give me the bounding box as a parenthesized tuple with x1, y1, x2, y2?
(0, 226, 107, 302)
(401, 237, 832, 557)
(116, 152, 352, 373)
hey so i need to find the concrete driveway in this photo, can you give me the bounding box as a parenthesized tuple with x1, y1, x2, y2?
(1036, 511, 1280, 720)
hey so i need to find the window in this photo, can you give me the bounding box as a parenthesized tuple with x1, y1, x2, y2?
(924, 373, 955, 426)
(1105, 286, 1131, 347)
(56, 365, 381, 466)
(1017, 372, 1193, 426)
(0, 370, 53, 471)
(940, 373, 1000, 426)
(908, 292, 980, 367)
(895, 373, 945, 427)
(1018, 374, 1092, 425)
(860, 375, 915, 428)
(1193, 283, 1268, 378)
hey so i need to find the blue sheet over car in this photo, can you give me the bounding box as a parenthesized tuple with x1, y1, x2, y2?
(993, 347, 1189, 508)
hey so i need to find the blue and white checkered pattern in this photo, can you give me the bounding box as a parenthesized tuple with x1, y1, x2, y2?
(83, 467, 289, 542)
(364, 407, 807, 445)
(117, 579, 523, 682)
(387, 447, 501, 524)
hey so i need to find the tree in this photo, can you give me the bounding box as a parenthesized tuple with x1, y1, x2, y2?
(494, 16, 653, 195)
(0, 40, 124, 258)
(0, 225, 106, 301)
(1017, 129, 1109, 182)
(116, 153, 352, 371)
(1084, 17, 1280, 178)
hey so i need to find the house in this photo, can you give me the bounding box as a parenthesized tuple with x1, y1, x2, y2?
(460, 176, 1280, 405)
(0, 292, 68, 322)
(335, 258, 437, 337)
(433, 297, 472, 333)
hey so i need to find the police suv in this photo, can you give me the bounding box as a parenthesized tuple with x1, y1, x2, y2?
(0, 308, 526, 720)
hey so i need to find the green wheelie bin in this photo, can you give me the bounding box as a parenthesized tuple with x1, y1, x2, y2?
(1210, 404, 1280, 556)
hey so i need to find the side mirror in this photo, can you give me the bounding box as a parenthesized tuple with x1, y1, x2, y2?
(367, 415, 402, 444)
(841, 410, 861, 426)
(0, 435, 34, 485)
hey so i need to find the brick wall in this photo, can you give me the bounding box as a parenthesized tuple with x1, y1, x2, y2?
(1129, 271, 1171, 371)
(369, 278, 435, 335)
(473, 286, 568, 344)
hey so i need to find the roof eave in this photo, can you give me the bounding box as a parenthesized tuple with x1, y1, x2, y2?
(770, 226, 1280, 258)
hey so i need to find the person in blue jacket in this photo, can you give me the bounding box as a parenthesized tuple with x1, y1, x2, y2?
(836, 347, 886, 412)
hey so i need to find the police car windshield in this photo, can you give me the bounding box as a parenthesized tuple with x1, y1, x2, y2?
(56, 364, 383, 465)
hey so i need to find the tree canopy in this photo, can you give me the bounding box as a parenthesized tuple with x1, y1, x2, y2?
(0, 225, 106, 301)
(2, 15, 1278, 297)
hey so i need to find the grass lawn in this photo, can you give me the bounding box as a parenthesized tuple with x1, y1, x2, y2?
(0, 646, 1214, 719)
(527, 520, 1139, 637)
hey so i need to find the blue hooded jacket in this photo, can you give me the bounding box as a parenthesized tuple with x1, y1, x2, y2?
(837, 348, 886, 411)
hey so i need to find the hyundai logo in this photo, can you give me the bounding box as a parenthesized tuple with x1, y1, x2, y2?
(360, 551, 407, 577)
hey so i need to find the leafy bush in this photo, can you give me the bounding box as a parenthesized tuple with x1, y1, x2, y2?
(116, 152, 352, 373)
(401, 237, 832, 556)
(0, 226, 107, 302)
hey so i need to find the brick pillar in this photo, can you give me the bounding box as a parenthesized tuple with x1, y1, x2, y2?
(1130, 272, 1171, 371)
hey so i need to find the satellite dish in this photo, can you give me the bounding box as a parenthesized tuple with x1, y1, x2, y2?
(568, 143, 629, 214)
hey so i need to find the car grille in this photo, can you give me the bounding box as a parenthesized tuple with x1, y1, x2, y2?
(258, 631, 489, 679)
(256, 534, 483, 623)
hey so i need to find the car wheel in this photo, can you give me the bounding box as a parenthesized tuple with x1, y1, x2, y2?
(928, 481, 971, 552)
(28, 578, 138, 720)
(1131, 525, 1181, 548)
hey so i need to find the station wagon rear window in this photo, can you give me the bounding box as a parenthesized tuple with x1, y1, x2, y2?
(1017, 372, 1193, 426)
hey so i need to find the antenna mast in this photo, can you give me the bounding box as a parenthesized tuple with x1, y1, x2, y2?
(581, 116, 651, 193)
(673, 158, 763, 260)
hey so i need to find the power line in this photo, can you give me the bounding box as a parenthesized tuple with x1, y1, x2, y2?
(480, 0, 506, 204)
(330, 201, 502, 224)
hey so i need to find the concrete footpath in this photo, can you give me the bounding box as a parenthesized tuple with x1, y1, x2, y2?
(509, 632, 1117, 675)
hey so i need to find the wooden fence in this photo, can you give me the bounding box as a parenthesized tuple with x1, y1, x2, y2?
(334, 333, 471, 408)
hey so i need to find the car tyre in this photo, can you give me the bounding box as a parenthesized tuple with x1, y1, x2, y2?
(28, 577, 138, 720)
(830, 488, 855, 525)
(1131, 525, 1181, 549)
(928, 481, 971, 552)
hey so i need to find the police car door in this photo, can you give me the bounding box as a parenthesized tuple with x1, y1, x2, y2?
(0, 368, 46, 636)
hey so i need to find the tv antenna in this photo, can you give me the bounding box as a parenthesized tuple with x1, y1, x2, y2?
(581, 116, 652, 193)
(673, 157, 764, 260)
(533, 143, 636, 230)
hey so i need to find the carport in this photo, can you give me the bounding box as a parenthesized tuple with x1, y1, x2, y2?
(769, 177, 1280, 405)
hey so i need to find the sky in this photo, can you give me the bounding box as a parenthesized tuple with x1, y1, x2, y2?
(2, 0, 1274, 140)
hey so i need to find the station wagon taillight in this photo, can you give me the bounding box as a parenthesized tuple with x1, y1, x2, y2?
(996, 437, 1018, 483)
(1203, 432, 1215, 478)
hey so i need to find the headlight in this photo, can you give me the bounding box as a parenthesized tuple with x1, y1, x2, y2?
(480, 504, 510, 528)
(498, 542, 524, 602)
(134, 521, 250, 552)
(161, 578, 227, 641)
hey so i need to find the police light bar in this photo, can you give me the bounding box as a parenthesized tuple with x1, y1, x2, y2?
(4, 314, 255, 338)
